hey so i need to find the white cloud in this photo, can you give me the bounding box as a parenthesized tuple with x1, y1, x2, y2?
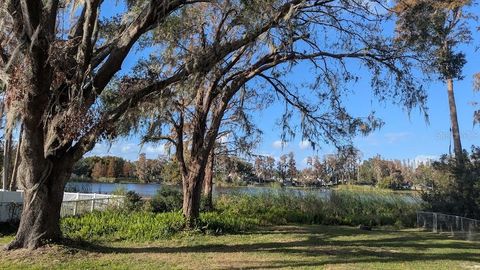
(145, 145, 165, 155)
(355, 134, 380, 147)
(88, 143, 108, 156)
(299, 140, 311, 150)
(272, 140, 287, 149)
(86, 141, 168, 161)
(384, 132, 411, 144)
(121, 143, 136, 153)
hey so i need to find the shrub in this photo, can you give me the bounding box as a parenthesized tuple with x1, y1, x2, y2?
(112, 186, 127, 196)
(422, 148, 480, 219)
(124, 191, 144, 211)
(150, 186, 183, 213)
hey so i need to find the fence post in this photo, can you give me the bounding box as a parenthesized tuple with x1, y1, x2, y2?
(91, 193, 96, 212)
(433, 213, 438, 233)
(73, 201, 77, 216)
(72, 193, 79, 216)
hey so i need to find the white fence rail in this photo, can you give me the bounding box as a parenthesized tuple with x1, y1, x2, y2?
(417, 211, 480, 241)
(0, 190, 124, 222)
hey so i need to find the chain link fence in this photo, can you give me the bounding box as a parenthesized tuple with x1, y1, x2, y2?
(417, 211, 480, 241)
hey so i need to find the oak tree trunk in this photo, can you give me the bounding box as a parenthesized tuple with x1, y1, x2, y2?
(4, 128, 75, 250)
(203, 151, 214, 211)
(182, 160, 206, 228)
(446, 78, 463, 163)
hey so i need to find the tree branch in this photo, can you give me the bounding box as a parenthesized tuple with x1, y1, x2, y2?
(92, 0, 187, 93)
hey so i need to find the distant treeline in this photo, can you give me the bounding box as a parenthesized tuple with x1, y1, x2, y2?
(73, 149, 441, 191)
(252, 147, 438, 190)
(71, 153, 181, 184)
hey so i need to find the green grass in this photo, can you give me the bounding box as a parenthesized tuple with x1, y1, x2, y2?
(60, 210, 257, 242)
(1, 225, 479, 269)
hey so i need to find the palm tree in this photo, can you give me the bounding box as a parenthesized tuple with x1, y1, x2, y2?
(394, 0, 473, 163)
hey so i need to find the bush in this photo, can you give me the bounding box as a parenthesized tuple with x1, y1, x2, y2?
(112, 186, 127, 196)
(124, 191, 144, 211)
(150, 186, 183, 213)
(422, 148, 480, 219)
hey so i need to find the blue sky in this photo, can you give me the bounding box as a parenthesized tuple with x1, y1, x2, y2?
(251, 41, 480, 168)
(88, 3, 480, 169)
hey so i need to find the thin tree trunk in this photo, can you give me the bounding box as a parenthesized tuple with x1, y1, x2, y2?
(9, 123, 23, 191)
(447, 78, 463, 163)
(2, 127, 13, 190)
(203, 150, 215, 211)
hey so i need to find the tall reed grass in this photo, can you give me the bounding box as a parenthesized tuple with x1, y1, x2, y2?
(61, 190, 423, 241)
(215, 190, 422, 227)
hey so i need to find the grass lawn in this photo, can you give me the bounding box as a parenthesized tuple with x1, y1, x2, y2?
(1, 225, 479, 270)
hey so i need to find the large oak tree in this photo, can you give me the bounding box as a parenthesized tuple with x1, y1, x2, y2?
(119, 0, 427, 225)
(0, 0, 200, 249)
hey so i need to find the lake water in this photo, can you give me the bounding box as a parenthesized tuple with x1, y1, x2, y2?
(64, 182, 421, 204)
(64, 181, 329, 197)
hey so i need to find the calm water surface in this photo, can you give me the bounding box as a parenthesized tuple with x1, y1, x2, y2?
(64, 182, 421, 203)
(65, 181, 329, 197)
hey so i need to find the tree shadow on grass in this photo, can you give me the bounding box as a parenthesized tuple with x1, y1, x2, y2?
(68, 227, 480, 268)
